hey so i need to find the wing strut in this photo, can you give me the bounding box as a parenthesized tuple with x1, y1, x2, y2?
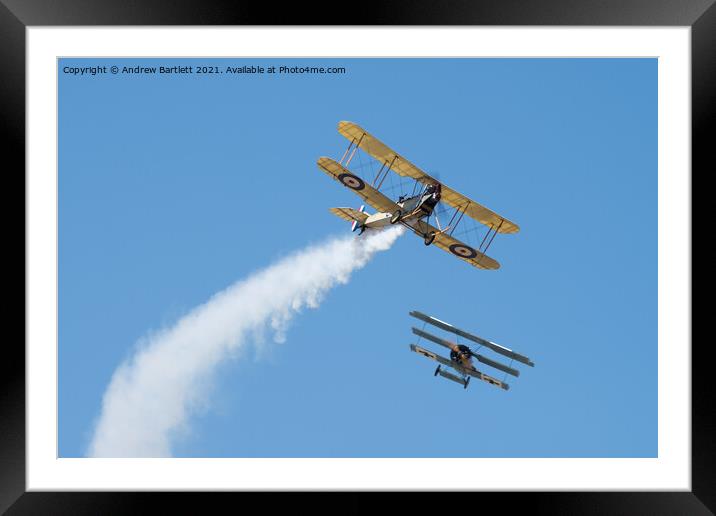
(374, 155, 397, 191)
(477, 218, 504, 256)
(339, 138, 356, 164)
(448, 201, 470, 236)
(372, 160, 388, 186)
(344, 132, 365, 166)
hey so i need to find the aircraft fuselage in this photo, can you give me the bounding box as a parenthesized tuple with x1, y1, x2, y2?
(361, 190, 439, 230)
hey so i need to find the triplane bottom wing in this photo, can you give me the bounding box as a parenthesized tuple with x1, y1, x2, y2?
(410, 344, 509, 390)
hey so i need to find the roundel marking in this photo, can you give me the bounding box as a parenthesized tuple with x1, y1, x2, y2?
(449, 244, 478, 259)
(337, 173, 365, 191)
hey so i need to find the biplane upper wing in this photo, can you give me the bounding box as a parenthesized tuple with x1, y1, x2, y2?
(410, 344, 509, 390)
(410, 219, 500, 270)
(338, 121, 520, 234)
(317, 157, 398, 214)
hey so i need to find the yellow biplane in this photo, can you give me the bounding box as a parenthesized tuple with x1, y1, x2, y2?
(317, 121, 519, 270)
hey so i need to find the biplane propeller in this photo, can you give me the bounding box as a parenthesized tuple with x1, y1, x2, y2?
(317, 121, 519, 270)
(408, 310, 534, 390)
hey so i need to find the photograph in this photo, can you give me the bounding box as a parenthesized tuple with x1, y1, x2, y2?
(6, 6, 707, 510)
(58, 57, 657, 459)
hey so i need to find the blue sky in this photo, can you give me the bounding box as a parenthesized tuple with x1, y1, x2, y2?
(59, 58, 657, 457)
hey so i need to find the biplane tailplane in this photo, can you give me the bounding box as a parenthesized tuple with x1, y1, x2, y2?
(329, 207, 369, 228)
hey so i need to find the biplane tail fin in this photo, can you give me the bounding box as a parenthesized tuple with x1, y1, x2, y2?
(351, 205, 366, 232)
(329, 207, 369, 227)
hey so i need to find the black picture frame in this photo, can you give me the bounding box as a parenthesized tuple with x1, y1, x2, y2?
(5, 1, 708, 514)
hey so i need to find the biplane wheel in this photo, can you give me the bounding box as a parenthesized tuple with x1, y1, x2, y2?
(424, 232, 436, 246)
(434, 365, 441, 377)
(358, 225, 366, 235)
(390, 209, 402, 224)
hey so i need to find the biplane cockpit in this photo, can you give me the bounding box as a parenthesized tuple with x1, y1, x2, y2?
(317, 121, 519, 269)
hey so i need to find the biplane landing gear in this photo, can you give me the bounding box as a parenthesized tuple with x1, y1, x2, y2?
(434, 365, 442, 376)
(358, 225, 366, 235)
(390, 209, 403, 224)
(464, 377, 471, 390)
(424, 232, 436, 246)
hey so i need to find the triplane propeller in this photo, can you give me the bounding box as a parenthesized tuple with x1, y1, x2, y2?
(317, 121, 519, 270)
(409, 310, 534, 390)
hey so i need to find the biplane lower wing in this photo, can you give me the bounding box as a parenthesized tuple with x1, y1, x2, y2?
(412, 327, 520, 377)
(317, 157, 398, 214)
(411, 219, 500, 270)
(329, 207, 369, 224)
(410, 311, 535, 367)
(410, 344, 509, 390)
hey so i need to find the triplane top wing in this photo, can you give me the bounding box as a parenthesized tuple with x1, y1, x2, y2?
(410, 310, 534, 367)
(337, 121, 520, 234)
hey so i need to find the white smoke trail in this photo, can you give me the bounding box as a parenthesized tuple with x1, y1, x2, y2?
(87, 226, 404, 457)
